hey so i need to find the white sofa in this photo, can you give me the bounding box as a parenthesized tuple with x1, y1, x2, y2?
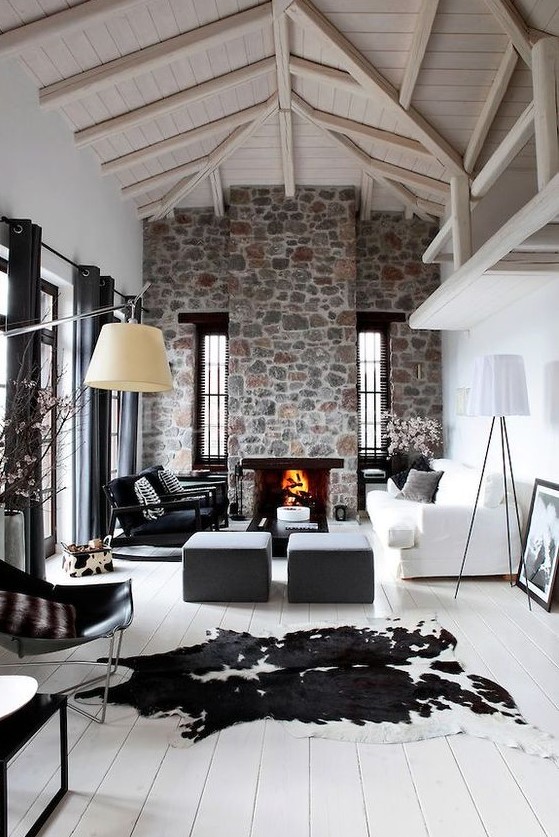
(366, 459, 522, 579)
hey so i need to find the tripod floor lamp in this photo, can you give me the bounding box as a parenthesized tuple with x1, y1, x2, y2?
(455, 354, 530, 601)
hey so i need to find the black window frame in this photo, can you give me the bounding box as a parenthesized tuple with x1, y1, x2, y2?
(191, 316, 229, 471)
(357, 315, 391, 470)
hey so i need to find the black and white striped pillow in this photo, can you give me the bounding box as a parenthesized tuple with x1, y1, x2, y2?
(158, 468, 183, 494)
(134, 477, 164, 520)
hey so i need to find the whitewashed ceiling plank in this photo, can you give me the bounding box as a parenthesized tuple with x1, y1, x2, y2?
(0, 4, 25, 29)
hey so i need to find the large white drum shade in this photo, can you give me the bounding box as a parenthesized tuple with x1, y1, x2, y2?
(467, 354, 529, 417)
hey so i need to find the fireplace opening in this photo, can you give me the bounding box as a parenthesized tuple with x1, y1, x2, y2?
(242, 457, 344, 518)
(282, 470, 311, 506)
(253, 468, 329, 515)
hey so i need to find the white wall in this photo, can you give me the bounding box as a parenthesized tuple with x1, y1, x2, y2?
(0, 58, 143, 544)
(0, 58, 142, 292)
(442, 169, 558, 513)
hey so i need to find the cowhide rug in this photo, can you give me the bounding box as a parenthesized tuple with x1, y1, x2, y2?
(81, 618, 559, 758)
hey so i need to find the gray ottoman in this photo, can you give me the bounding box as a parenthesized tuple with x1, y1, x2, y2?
(182, 531, 272, 602)
(287, 532, 374, 603)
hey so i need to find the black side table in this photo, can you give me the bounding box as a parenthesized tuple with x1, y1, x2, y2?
(0, 694, 68, 837)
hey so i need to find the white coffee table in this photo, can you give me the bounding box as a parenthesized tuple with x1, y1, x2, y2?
(0, 676, 38, 720)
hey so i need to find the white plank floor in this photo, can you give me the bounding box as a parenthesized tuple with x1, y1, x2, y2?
(3, 518, 559, 837)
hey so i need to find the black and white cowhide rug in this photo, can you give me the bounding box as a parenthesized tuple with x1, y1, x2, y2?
(82, 618, 559, 758)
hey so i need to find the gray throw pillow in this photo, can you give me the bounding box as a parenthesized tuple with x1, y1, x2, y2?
(401, 469, 443, 503)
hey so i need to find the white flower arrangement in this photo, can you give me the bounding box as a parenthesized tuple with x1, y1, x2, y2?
(383, 412, 442, 458)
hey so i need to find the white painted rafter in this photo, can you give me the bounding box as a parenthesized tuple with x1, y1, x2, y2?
(411, 171, 559, 329)
(0, 0, 147, 59)
(120, 157, 207, 200)
(450, 175, 472, 270)
(290, 55, 362, 95)
(74, 58, 275, 148)
(39, 3, 273, 110)
(292, 94, 449, 197)
(273, 0, 295, 196)
(209, 170, 225, 217)
(399, 0, 439, 110)
(471, 101, 534, 198)
(481, 0, 534, 66)
(101, 102, 269, 175)
(359, 172, 374, 221)
(464, 43, 518, 174)
(304, 106, 433, 160)
(149, 94, 278, 221)
(286, 0, 464, 175)
(532, 36, 559, 190)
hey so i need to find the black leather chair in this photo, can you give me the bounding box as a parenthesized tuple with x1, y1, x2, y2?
(104, 472, 218, 549)
(0, 561, 133, 723)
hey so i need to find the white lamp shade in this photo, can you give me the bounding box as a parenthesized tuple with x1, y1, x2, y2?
(84, 322, 173, 392)
(467, 354, 529, 417)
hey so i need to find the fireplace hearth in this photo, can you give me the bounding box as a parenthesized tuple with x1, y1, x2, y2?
(242, 457, 344, 516)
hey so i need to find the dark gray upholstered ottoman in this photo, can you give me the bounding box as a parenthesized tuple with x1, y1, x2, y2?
(182, 531, 272, 602)
(287, 532, 374, 603)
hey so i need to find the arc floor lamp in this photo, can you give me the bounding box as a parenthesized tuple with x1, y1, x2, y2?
(5, 284, 173, 393)
(455, 354, 530, 604)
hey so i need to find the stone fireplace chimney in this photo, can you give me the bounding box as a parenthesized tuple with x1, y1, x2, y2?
(227, 186, 358, 518)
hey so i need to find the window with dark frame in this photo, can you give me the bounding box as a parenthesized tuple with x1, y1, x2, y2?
(356, 313, 401, 470)
(194, 324, 229, 470)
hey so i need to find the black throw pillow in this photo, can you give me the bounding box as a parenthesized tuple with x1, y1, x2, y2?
(390, 455, 433, 491)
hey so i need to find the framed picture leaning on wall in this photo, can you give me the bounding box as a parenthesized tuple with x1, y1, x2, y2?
(517, 479, 559, 611)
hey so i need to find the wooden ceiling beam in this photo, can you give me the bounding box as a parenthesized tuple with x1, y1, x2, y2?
(120, 157, 207, 199)
(0, 0, 146, 59)
(532, 36, 559, 190)
(399, 0, 439, 110)
(287, 0, 464, 175)
(471, 101, 534, 198)
(381, 180, 434, 221)
(290, 55, 362, 95)
(74, 58, 275, 148)
(273, 1, 295, 196)
(209, 170, 225, 217)
(422, 217, 452, 263)
(359, 172, 374, 221)
(39, 3, 272, 110)
(150, 95, 278, 220)
(450, 175, 472, 270)
(464, 43, 518, 174)
(410, 171, 559, 329)
(292, 94, 449, 196)
(306, 104, 433, 159)
(481, 0, 533, 66)
(101, 102, 268, 175)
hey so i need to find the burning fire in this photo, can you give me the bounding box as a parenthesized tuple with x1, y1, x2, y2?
(281, 470, 310, 506)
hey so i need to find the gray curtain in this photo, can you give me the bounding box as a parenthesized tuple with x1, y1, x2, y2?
(6, 220, 45, 577)
(117, 297, 139, 476)
(73, 268, 114, 542)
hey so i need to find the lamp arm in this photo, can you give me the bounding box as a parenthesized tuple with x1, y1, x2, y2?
(3, 282, 152, 338)
(3, 302, 128, 338)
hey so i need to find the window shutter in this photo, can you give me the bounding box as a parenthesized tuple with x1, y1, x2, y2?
(357, 319, 391, 464)
(195, 325, 229, 468)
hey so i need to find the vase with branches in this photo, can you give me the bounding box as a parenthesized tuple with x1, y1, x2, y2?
(383, 412, 442, 470)
(1, 374, 81, 512)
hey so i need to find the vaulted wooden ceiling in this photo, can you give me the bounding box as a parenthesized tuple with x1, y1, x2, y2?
(0, 0, 557, 223)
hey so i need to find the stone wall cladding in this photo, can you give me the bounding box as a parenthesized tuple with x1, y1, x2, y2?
(142, 210, 229, 471)
(228, 186, 358, 517)
(357, 214, 443, 424)
(141, 197, 443, 517)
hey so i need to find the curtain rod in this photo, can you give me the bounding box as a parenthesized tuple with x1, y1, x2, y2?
(1, 215, 140, 304)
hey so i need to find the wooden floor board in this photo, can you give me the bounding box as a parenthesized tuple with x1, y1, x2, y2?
(9, 527, 559, 837)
